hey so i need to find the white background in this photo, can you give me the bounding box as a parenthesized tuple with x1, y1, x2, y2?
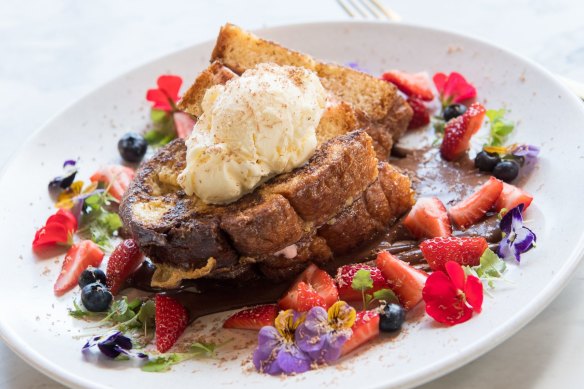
(1, 0, 584, 387)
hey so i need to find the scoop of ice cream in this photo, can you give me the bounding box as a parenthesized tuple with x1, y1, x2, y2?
(178, 63, 326, 204)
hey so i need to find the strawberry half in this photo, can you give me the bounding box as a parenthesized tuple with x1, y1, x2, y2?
(440, 102, 486, 161)
(173, 111, 196, 139)
(376, 251, 428, 310)
(403, 197, 452, 239)
(155, 295, 189, 353)
(407, 97, 431, 129)
(494, 182, 533, 213)
(381, 70, 434, 101)
(54, 240, 104, 296)
(335, 264, 387, 301)
(90, 165, 135, 201)
(223, 304, 279, 330)
(278, 264, 338, 312)
(449, 177, 503, 228)
(420, 236, 488, 271)
(106, 239, 144, 295)
(341, 310, 380, 356)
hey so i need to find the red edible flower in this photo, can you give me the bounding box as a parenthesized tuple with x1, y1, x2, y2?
(432, 72, 477, 106)
(32, 209, 78, 252)
(146, 75, 182, 112)
(422, 261, 483, 325)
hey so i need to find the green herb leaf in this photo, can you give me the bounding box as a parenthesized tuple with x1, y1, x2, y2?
(486, 109, 515, 147)
(68, 300, 99, 318)
(141, 341, 220, 373)
(145, 109, 176, 147)
(351, 269, 374, 292)
(79, 190, 122, 249)
(372, 288, 399, 304)
(463, 248, 507, 288)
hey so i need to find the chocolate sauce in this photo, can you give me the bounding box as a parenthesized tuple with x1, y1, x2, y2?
(127, 145, 500, 322)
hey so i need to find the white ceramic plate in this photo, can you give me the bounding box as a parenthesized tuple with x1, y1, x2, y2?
(1, 21, 584, 389)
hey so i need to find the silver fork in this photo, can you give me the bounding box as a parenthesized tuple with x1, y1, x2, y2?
(337, 0, 584, 100)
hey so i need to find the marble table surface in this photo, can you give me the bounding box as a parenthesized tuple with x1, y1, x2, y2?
(1, 0, 583, 387)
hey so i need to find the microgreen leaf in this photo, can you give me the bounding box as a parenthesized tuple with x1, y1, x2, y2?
(78, 190, 122, 249)
(141, 341, 221, 373)
(351, 269, 373, 292)
(372, 288, 399, 304)
(485, 109, 515, 147)
(463, 248, 507, 288)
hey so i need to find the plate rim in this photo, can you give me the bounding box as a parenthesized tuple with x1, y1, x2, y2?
(1, 20, 583, 389)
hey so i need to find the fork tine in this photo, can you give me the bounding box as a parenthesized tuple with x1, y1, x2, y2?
(336, 0, 357, 17)
(346, 0, 370, 18)
(358, 0, 383, 19)
(369, 0, 402, 21)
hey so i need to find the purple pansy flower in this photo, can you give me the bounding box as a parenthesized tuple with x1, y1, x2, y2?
(346, 62, 369, 74)
(498, 204, 536, 262)
(295, 301, 355, 364)
(512, 144, 540, 165)
(253, 310, 311, 375)
(82, 331, 148, 359)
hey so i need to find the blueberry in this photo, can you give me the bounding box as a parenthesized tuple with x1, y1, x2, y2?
(118, 132, 148, 163)
(493, 160, 520, 182)
(78, 267, 107, 288)
(443, 104, 467, 122)
(81, 282, 113, 312)
(474, 151, 501, 172)
(379, 303, 406, 332)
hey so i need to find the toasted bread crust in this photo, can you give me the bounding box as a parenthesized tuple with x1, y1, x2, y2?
(209, 23, 413, 158)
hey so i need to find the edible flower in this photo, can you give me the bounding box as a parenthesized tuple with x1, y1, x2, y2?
(32, 209, 78, 252)
(253, 309, 311, 375)
(346, 62, 369, 73)
(433, 72, 477, 107)
(498, 204, 536, 262)
(295, 301, 356, 364)
(146, 75, 182, 112)
(82, 331, 148, 359)
(511, 144, 540, 162)
(55, 181, 98, 210)
(422, 261, 483, 325)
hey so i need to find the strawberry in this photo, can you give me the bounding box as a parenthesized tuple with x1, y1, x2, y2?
(440, 102, 486, 161)
(403, 197, 452, 239)
(54, 240, 104, 296)
(155, 295, 189, 353)
(335, 264, 387, 301)
(173, 111, 196, 139)
(381, 70, 434, 101)
(419, 236, 488, 271)
(278, 264, 338, 311)
(449, 177, 503, 228)
(106, 239, 144, 295)
(407, 97, 430, 129)
(341, 310, 380, 356)
(90, 165, 135, 201)
(223, 304, 279, 330)
(376, 251, 428, 310)
(494, 182, 533, 213)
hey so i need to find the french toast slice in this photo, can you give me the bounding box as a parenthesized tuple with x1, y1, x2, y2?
(209, 23, 413, 159)
(121, 131, 384, 278)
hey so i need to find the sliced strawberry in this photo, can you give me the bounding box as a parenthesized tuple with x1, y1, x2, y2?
(90, 165, 135, 201)
(278, 264, 338, 311)
(449, 177, 503, 228)
(173, 111, 196, 139)
(407, 97, 430, 129)
(376, 251, 428, 310)
(54, 240, 104, 296)
(494, 182, 533, 213)
(440, 102, 486, 161)
(403, 197, 452, 239)
(223, 304, 279, 330)
(155, 295, 189, 353)
(420, 236, 488, 271)
(106, 239, 144, 295)
(341, 310, 380, 356)
(335, 264, 387, 301)
(381, 70, 434, 101)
